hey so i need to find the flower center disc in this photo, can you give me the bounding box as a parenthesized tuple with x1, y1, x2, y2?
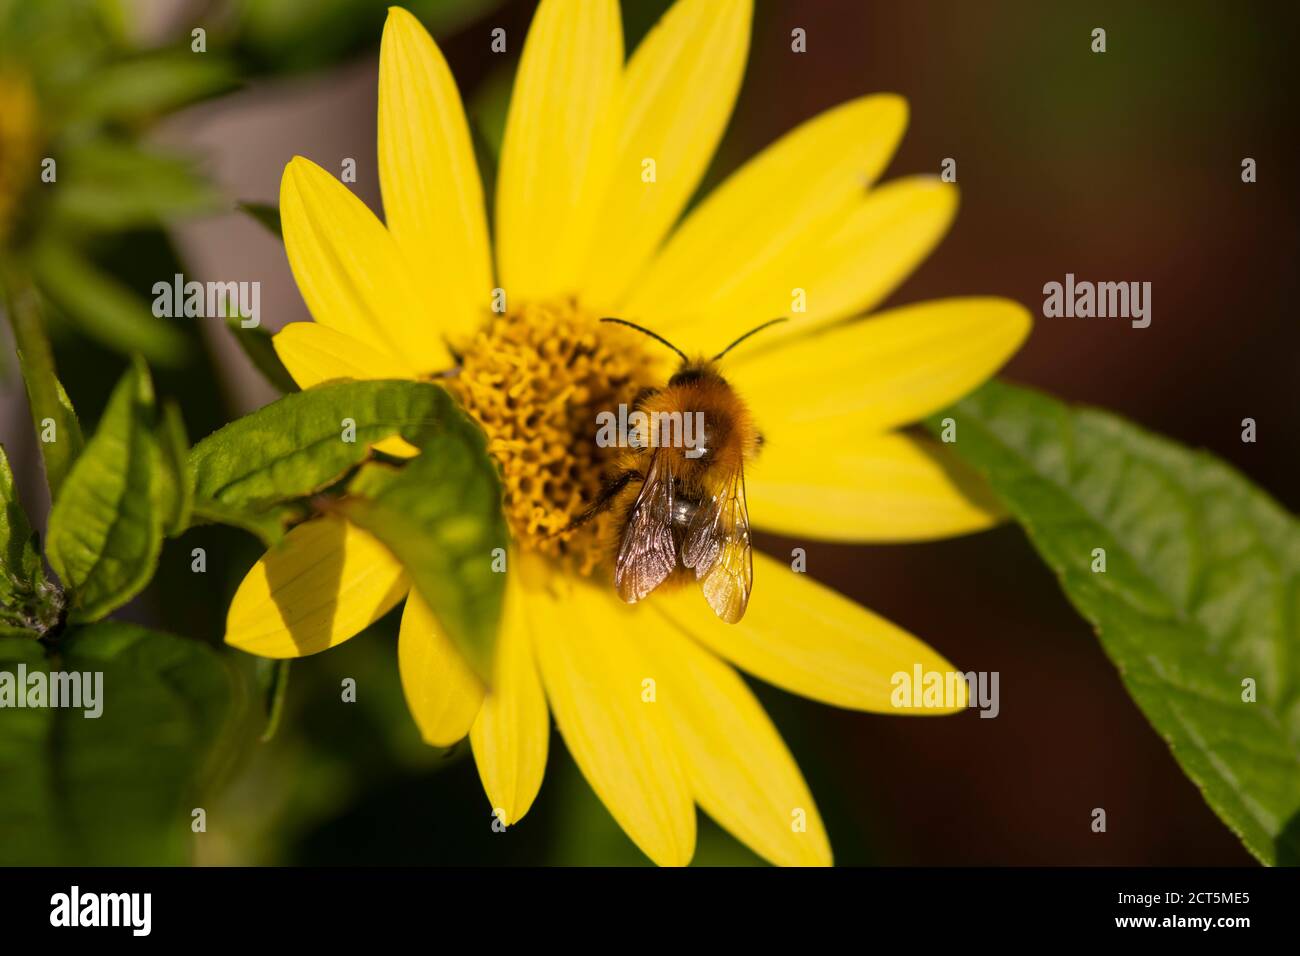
(446, 300, 662, 575)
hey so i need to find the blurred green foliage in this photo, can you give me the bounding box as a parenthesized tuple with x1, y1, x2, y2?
(230, 0, 504, 74)
(0, 0, 234, 365)
(0, 622, 234, 865)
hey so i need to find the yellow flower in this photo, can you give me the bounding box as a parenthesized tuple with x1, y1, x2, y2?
(225, 0, 1030, 866)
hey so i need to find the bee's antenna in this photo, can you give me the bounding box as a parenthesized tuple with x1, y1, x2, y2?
(712, 317, 789, 361)
(599, 317, 688, 363)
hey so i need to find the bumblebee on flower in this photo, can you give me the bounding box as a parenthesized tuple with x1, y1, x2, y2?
(225, 0, 1030, 866)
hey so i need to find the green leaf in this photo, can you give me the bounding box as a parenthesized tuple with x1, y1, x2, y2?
(0, 622, 234, 865)
(928, 380, 1300, 865)
(0, 445, 58, 635)
(237, 200, 283, 240)
(2, 269, 84, 497)
(188, 379, 457, 514)
(156, 400, 194, 536)
(31, 240, 191, 366)
(0, 445, 39, 592)
(340, 411, 507, 682)
(46, 358, 165, 621)
(68, 53, 239, 121)
(225, 314, 298, 393)
(188, 498, 307, 548)
(51, 377, 86, 459)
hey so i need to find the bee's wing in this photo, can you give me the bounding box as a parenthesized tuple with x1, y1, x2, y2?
(683, 462, 753, 623)
(613, 451, 678, 604)
(680, 491, 720, 575)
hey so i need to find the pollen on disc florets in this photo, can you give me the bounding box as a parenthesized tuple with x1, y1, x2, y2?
(446, 299, 662, 575)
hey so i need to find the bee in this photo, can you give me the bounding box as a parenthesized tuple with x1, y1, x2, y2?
(569, 317, 787, 624)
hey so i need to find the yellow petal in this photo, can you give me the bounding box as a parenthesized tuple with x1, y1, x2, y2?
(225, 515, 409, 658)
(469, 555, 550, 826)
(731, 297, 1031, 433)
(655, 552, 967, 713)
(624, 94, 908, 349)
(398, 589, 484, 747)
(794, 176, 958, 329)
(280, 156, 450, 372)
(495, 0, 623, 302)
(691, 176, 957, 347)
(579, 0, 752, 309)
(272, 322, 417, 390)
(371, 436, 420, 458)
(378, 8, 493, 343)
(533, 576, 696, 866)
(748, 423, 1003, 542)
(636, 615, 831, 866)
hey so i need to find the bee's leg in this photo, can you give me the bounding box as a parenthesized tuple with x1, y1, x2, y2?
(558, 469, 641, 534)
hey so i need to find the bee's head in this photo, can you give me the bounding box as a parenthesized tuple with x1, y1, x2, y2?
(667, 359, 724, 388)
